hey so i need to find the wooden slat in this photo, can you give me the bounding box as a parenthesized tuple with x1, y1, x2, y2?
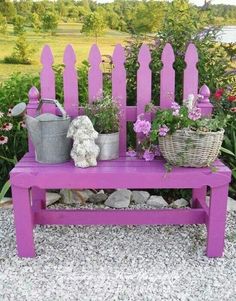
(63, 44, 78, 117)
(88, 44, 102, 102)
(183, 43, 199, 101)
(137, 44, 152, 119)
(160, 43, 175, 108)
(112, 44, 127, 156)
(40, 45, 56, 114)
(35, 208, 206, 226)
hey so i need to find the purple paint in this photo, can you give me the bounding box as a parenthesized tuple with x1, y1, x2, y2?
(10, 43, 231, 258)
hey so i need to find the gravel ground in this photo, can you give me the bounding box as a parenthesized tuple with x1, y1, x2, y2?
(0, 208, 236, 301)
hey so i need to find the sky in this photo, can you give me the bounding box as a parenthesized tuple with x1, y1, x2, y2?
(97, 0, 236, 5)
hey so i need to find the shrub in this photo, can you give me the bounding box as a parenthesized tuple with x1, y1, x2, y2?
(4, 34, 35, 65)
(42, 12, 58, 35)
(0, 13, 7, 34)
(13, 15, 26, 35)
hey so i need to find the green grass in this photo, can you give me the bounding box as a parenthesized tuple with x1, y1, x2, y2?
(0, 23, 130, 82)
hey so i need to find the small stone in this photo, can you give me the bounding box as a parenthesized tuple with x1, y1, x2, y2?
(105, 189, 132, 208)
(88, 191, 108, 204)
(60, 189, 95, 204)
(171, 198, 189, 208)
(0, 198, 12, 209)
(131, 191, 150, 204)
(147, 196, 168, 208)
(46, 192, 61, 207)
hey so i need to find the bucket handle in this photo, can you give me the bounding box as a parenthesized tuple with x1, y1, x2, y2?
(36, 99, 68, 119)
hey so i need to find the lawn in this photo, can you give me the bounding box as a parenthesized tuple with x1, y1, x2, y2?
(0, 23, 130, 82)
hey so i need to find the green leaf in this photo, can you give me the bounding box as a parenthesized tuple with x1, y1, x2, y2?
(0, 180, 11, 201)
(220, 147, 235, 157)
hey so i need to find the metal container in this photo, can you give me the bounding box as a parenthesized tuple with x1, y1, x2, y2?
(12, 99, 72, 164)
(96, 132, 119, 160)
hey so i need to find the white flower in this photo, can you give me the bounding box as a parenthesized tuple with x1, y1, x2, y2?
(2, 123, 13, 131)
(184, 94, 195, 111)
(0, 111, 4, 118)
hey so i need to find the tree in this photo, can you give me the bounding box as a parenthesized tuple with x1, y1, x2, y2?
(13, 15, 26, 35)
(42, 12, 58, 35)
(81, 12, 106, 42)
(31, 12, 42, 33)
(4, 34, 35, 64)
(0, 13, 7, 34)
(0, 0, 16, 22)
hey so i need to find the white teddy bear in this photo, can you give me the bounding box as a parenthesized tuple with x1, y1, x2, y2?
(67, 116, 100, 168)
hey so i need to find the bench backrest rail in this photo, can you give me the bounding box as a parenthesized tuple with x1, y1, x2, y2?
(27, 43, 213, 155)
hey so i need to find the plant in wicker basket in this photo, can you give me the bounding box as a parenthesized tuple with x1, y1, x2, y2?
(132, 94, 229, 167)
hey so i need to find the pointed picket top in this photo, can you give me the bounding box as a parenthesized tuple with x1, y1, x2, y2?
(138, 44, 151, 65)
(112, 44, 125, 65)
(88, 44, 102, 101)
(183, 43, 199, 100)
(89, 44, 102, 65)
(63, 44, 76, 66)
(185, 43, 198, 65)
(40, 44, 54, 66)
(161, 43, 175, 64)
(160, 43, 175, 108)
(28, 86, 40, 102)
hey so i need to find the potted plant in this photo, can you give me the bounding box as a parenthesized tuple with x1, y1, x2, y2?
(85, 93, 121, 160)
(132, 94, 229, 167)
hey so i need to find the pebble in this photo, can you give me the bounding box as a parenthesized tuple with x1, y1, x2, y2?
(46, 192, 61, 206)
(147, 196, 168, 208)
(170, 198, 189, 208)
(88, 190, 108, 204)
(131, 191, 150, 204)
(105, 189, 132, 208)
(60, 189, 95, 204)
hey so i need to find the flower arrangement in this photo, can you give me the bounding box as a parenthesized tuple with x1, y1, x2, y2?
(213, 87, 236, 114)
(128, 94, 228, 164)
(84, 93, 121, 134)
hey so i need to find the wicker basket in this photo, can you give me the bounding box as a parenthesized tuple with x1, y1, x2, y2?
(159, 129, 224, 167)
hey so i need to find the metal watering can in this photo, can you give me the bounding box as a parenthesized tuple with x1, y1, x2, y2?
(12, 99, 72, 164)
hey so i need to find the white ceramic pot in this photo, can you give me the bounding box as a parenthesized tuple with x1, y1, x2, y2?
(96, 132, 119, 160)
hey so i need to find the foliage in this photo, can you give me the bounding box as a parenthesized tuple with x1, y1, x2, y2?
(211, 86, 236, 198)
(13, 15, 26, 35)
(0, 0, 16, 22)
(0, 13, 7, 34)
(42, 12, 59, 35)
(84, 93, 120, 134)
(81, 12, 106, 40)
(124, 0, 232, 106)
(4, 34, 35, 65)
(31, 12, 42, 33)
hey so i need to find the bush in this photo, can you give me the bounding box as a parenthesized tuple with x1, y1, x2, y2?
(42, 12, 58, 35)
(4, 34, 35, 65)
(0, 13, 7, 34)
(13, 15, 26, 35)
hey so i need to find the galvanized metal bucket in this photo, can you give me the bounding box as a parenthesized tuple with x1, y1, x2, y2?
(12, 99, 72, 164)
(96, 132, 119, 160)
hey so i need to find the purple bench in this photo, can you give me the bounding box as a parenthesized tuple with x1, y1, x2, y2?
(10, 43, 231, 258)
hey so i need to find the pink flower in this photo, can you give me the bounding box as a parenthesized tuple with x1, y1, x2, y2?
(171, 102, 180, 111)
(0, 135, 8, 145)
(153, 145, 161, 157)
(19, 121, 26, 128)
(133, 115, 151, 135)
(159, 125, 170, 137)
(143, 150, 155, 161)
(172, 109, 179, 116)
(0, 111, 4, 118)
(126, 149, 137, 157)
(2, 123, 13, 131)
(188, 107, 201, 121)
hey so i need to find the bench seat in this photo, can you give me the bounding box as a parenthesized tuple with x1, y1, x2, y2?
(10, 153, 231, 190)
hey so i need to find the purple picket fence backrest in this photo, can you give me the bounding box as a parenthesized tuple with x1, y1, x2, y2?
(28, 43, 213, 155)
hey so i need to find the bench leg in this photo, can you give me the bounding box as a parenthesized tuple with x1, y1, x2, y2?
(206, 185, 229, 257)
(32, 187, 46, 211)
(192, 186, 207, 208)
(11, 185, 36, 257)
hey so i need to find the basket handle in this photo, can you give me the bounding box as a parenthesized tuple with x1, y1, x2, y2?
(36, 99, 67, 119)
